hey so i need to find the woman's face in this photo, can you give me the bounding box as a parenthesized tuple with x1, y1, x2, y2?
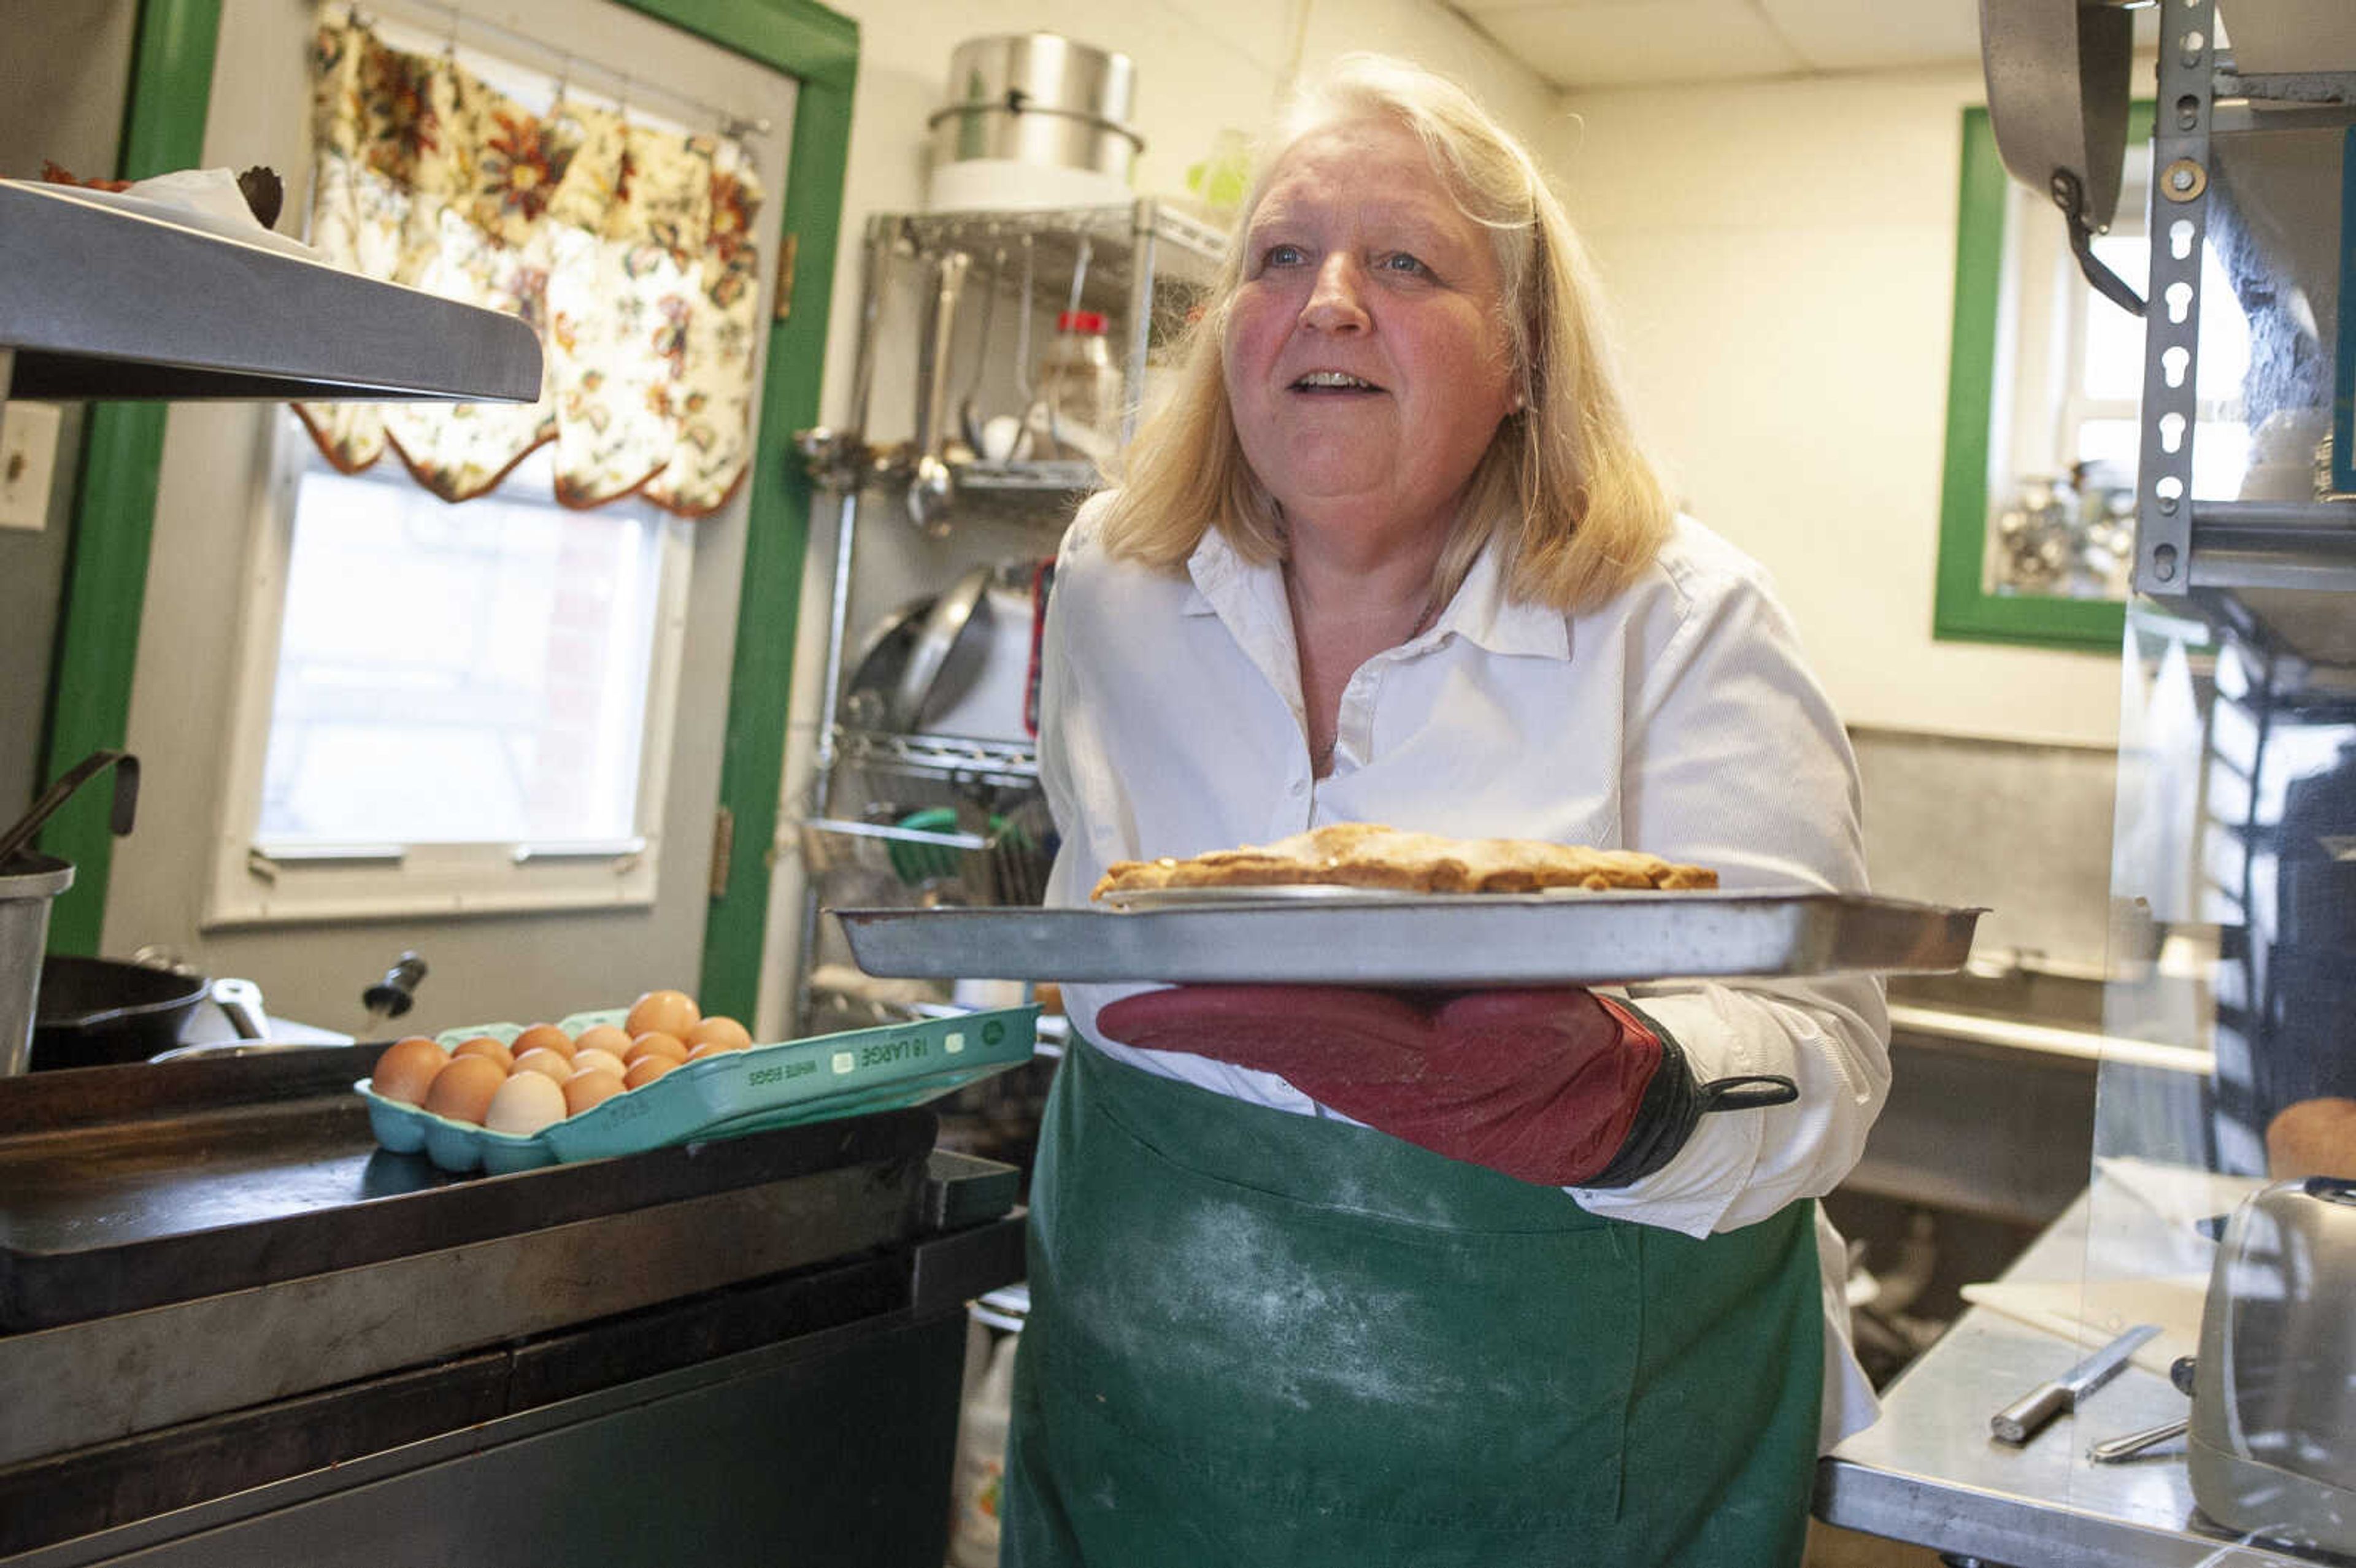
(1222, 116, 1519, 548)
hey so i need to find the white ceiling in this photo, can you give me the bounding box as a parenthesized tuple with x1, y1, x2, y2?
(1447, 0, 2162, 91)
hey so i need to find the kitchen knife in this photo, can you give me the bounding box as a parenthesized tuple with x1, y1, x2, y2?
(1990, 1323, 2161, 1445)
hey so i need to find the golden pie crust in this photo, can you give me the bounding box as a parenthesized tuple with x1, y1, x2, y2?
(1090, 822, 1717, 901)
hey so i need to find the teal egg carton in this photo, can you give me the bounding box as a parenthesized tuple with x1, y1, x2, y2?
(358, 1005, 1038, 1175)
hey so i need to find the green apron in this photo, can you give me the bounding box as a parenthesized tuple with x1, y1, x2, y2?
(1003, 1039, 1823, 1568)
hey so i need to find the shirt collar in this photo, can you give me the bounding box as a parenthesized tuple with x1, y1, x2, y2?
(1182, 526, 1571, 661)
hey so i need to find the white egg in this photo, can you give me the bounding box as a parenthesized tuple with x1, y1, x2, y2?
(484, 1070, 567, 1136)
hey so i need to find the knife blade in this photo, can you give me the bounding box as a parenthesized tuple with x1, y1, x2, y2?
(1990, 1323, 2161, 1445)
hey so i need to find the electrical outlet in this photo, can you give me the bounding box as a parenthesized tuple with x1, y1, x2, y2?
(0, 402, 63, 532)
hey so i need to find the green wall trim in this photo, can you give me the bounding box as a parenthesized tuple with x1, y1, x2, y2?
(590, 0, 860, 1021)
(696, 70, 855, 1021)
(625, 0, 859, 94)
(1931, 102, 2147, 655)
(37, 0, 222, 955)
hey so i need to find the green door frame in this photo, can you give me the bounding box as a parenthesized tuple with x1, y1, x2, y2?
(39, 0, 858, 1024)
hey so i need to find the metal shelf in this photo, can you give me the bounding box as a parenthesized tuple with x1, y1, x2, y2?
(0, 180, 542, 404)
(795, 198, 1222, 1028)
(828, 728, 1040, 789)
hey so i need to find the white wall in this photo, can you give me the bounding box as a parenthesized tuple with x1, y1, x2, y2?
(1552, 66, 2122, 748)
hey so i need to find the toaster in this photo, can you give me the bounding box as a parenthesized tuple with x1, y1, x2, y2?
(2189, 1176, 2356, 1553)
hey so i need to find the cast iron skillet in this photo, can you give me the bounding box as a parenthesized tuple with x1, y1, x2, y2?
(31, 956, 209, 1070)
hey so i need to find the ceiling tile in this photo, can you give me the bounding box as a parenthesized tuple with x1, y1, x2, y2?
(1757, 0, 1981, 70)
(1465, 0, 1809, 88)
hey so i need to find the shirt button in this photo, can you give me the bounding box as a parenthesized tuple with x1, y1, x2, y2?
(1288, 778, 1307, 797)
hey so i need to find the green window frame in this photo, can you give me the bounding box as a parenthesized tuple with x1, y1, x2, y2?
(1933, 104, 2149, 651)
(37, 0, 856, 1023)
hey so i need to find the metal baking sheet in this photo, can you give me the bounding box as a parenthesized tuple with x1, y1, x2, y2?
(834, 890, 1984, 986)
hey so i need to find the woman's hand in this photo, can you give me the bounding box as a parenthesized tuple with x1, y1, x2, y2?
(1095, 985, 1793, 1188)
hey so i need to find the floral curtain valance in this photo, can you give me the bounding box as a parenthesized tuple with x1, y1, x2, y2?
(298, 13, 766, 517)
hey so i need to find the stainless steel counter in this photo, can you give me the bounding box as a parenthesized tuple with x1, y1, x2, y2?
(1815, 1180, 2339, 1566)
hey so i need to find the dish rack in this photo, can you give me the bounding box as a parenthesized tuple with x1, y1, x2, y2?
(799, 810, 1052, 908)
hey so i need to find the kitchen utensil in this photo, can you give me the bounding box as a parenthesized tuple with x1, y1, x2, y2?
(1977, 0, 2141, 314)
(2089, 1416, 2188, 1464)
(842, 596, 930, 730)
(29, 954, 210, 1070)
(360, 950, 428, 1039)
(2188, 1176, 2356, 1551)
(0, 750, 139, 867)
(958, 248, 1004, 461)
(890, 565, 996, 730)
(908, 249, 971, 536)
(1991, 1322, 2159, 1445)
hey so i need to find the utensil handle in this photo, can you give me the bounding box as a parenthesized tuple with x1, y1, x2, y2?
(1991, 1383, 2068, 1445)
(2088, 1416, 2188, 1464)
(0, 750, 138, 866)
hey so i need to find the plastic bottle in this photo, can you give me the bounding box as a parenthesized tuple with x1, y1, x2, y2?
(1028, 310, 1122, 465)
(946, 1329, 1021, 1567)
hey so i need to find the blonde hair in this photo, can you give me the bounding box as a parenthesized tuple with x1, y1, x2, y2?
(1098, 54, 1672, 613)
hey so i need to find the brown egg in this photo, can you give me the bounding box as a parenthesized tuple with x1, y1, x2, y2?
(563, 1069, 626, 1116)
(687, 1037, 746, 1061)
(625, 1031, 687, 1066)
(625, 990, 699, 1040)
(450, 1035, 514, 1072)
(685, 1015, 753, 1054)
(511, 1047, 572, 1083)
(570, 1047, 628, 1079)
(422, 1054, 506, 1124)
(484, 1071, 567, 1136)
(572, 1023, 632, 1057)
(371, 1036, 448, 1106)
(511, 1023, 575, 1061)
(623, 1055, 677, 1090)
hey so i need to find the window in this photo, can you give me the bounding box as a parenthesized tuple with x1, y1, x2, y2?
(258, 447, 676, 850)
(1935, 105, 2252, 648)
(209, 424, 693, 924)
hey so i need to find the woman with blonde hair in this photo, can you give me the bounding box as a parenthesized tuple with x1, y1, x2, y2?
(1009, 53, 1887, 1568)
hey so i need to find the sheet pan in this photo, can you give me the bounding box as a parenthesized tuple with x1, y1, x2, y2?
(834, 889, 1984, 986)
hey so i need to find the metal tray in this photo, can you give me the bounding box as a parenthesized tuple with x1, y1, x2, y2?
(834, 889, 1984, 986)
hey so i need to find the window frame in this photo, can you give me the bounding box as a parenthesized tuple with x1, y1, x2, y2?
(1933, 104, 2150, 651)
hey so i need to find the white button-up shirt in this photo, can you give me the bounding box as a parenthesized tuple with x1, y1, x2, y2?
(1036, 496, 1888, 1443)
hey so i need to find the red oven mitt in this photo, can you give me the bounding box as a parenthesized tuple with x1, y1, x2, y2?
(1094, 985, 1796, 1188)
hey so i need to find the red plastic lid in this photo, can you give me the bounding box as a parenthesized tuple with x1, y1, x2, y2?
(1057, 310, 1109, 334)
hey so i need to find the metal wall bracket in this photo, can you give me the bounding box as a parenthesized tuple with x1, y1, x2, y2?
(2132, 0, 2219, 596)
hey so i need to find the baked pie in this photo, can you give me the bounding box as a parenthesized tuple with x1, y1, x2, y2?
(1090, 822, 1717, 901)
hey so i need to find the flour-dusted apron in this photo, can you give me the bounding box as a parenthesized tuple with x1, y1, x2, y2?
(1002, 1039, 1823, 1568)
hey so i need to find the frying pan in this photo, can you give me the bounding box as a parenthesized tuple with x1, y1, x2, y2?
(31, 955, 209, 1070)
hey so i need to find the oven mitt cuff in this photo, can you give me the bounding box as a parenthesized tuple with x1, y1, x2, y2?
(1582, 997, 1800, 1189)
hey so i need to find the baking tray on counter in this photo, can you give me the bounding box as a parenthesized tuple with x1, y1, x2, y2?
(0, 1048, 942, 1332)
(835, 888, 1984, 986)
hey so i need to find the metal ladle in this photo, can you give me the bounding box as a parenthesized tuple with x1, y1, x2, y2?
(907, 248, 971, 537)
(0, 751, 140, 867)
(957, 248, 1003, 462)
